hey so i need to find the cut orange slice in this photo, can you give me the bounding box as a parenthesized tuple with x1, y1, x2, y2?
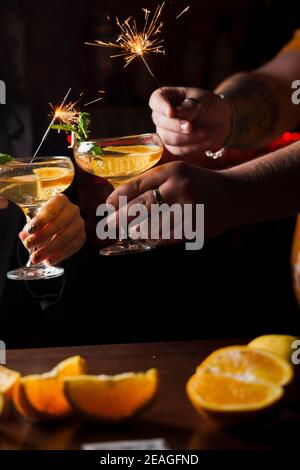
(64, 368, 158, 422)
(187, 370, 283, 413)
(198, 346, 293, 387)
(13, 356, 86, 421)
(33, 167, 70, 179)
(0, 365, 20, 399)
(103, 145, 158, 154)
(187, 346, 293, 422)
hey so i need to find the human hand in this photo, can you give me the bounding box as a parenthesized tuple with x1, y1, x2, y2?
(150, 87, 232, 159)
(19, 194, 86, 265)
(107, 161, 234, 245)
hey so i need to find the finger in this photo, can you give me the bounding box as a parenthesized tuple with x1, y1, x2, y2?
(108, 189, 159, 229)
(149, 87, 188, 118)
(149, 88, 175, 118)
(30, 218, 85, 264)
(48, 232, 86, 265)
(107, 165, 170, 208)
(157, 127, 208, 147)
(152, 111, 193, 134)
(164, 141, 211, 157)
(21, 204, 81, 250)
(0, 198, 8, 209)
(26, 194, 69, 234)
(107, 173, 176, 229)
(175, 99, 201, 121)
(130, 213, 179, 247)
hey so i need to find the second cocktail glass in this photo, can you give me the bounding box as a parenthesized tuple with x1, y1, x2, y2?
(74, 133, 163, 256)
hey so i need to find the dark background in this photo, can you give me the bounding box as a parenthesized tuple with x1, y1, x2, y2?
(0, 0, 299, 347)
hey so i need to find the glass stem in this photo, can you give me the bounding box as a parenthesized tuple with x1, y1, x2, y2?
(22, 205, 44, 269)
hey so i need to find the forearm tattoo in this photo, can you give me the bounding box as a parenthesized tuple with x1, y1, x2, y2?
(219, 75, 280, 149)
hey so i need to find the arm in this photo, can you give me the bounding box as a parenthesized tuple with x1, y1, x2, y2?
(216, 51, 300, 148)
(107, 140, 300, 242)
(224, 139, 300, 225)
(150, 51, 300, 162)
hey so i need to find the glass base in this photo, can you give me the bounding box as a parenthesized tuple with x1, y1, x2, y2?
(7, 265, 64, 281)
(100, 239, 155, 256)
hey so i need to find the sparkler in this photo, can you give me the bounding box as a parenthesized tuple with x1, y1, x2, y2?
(31, 88, 72, 161)
(86, 3, 166, 93)
(176, 5, 190, 20)
(52, 100, 81, 125)
(48, 90, 106, 149)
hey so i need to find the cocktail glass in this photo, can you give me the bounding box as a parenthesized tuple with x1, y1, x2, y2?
(74, 133, 163, 256)
(0, 156, 74, 280)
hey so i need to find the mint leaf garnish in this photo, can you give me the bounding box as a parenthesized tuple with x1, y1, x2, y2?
(78, 112, 91, 140)
(51, 111, 103, 153)
(91, 145, 103, 156)
(50, 112, 91, 141)
(0, 153, 14, 164)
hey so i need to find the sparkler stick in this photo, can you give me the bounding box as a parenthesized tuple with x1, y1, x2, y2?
(31, 88, 72, 162)
(84, 90, 105, 107)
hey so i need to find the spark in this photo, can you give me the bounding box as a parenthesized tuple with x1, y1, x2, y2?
(86, 2, 165, 68)
(84, 90, 106, 107)
(51, 101, 81, 126)
(176, 5, 190, 20)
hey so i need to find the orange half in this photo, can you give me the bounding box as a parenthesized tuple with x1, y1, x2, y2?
(187, 370, 283, 413)
(198, 346, 293, 387)
(187, 346, 293, 420)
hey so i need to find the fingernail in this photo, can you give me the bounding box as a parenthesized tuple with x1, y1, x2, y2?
(180, 122, 191, 133)
(28, 224, 36, 234)
(182, 99, 197, 109)
(25, 237, 34, 249)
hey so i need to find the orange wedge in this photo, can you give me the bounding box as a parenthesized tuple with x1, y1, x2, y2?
(0, 365, 20, 399)
(64, 368, 158, 422)
(0, 393, 9, 420)
(13, 356, 86, 421)
(187, 346, 293, 422)
(33, 167, 70, 180)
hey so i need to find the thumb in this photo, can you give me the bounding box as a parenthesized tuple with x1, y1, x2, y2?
(175, 98, 201, 121)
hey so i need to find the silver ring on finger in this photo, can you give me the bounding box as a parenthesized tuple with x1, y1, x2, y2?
(153, 188, 164, 205)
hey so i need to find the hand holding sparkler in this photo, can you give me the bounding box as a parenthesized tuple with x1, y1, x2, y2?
(149, 86, 233, 162)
